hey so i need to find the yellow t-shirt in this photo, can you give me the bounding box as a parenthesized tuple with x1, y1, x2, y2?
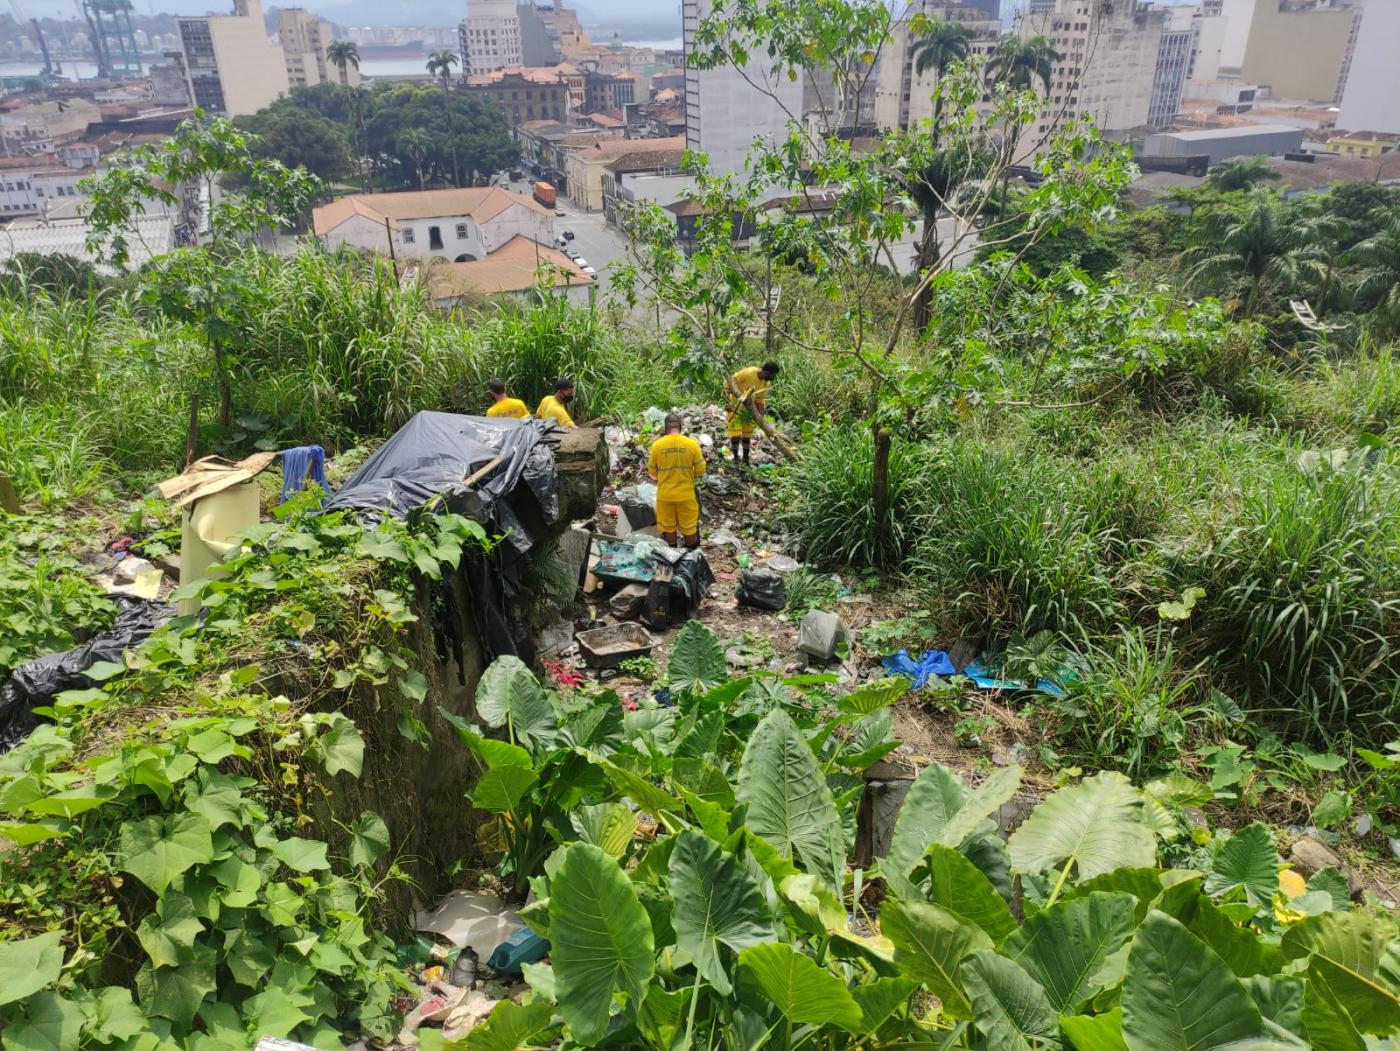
(536, 395, 575, 428)
(731, 366, 771, 404)
(486, 397, 529, 419)
(648, 433, 706, 502)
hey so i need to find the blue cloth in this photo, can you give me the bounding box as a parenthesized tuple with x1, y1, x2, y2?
(279, 445, 331, 504)
(881, 648, 956, 689)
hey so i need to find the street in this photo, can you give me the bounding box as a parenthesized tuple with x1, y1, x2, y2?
(497, 175, 632, 295)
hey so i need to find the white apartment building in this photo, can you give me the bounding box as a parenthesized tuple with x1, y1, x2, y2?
(1021, 0, 1168, 156)
(1147, 4, 1198, 129)
(279, 8, 359, 89)
(312, 187, 554, 261)
(682, 0, 804, 175)
(177, 0, 290, 117)
(459, 0, 523, 76)
(875, 2, 1002, 133)
(1338, 2, 1400, 135)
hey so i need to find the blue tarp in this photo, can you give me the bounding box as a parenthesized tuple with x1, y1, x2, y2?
(963, 659, 1068, 698)
(881, 649, 956, 689)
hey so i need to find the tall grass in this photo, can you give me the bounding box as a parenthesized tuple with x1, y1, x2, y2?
(777, 425, 927, 567)
(0, 400, 108, 505)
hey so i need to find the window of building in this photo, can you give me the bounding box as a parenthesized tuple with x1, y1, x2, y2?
(456, 223, 468, 238)
(402, 227, 416, 244)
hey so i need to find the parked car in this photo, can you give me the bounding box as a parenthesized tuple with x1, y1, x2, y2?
(572, 258, 590, 270)
(562, 230, 575, 241)
(563, 247, 581, 260)
(554, 236, 569, 249)
(555, 209, 566, 217)
(580, 265, 597, 278)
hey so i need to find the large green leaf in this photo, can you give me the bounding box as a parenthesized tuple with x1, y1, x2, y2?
(476, 655, 557, 750)
(0, 931, 64, 1006)
(852, 976, 918, 1031)
(1061, 1009, 1130, 1051)
(473, 765, 539, 814)
(1283, 912, 1400, 1036)
(736, 942, 863, 1033)
(1, 991, 84, 1051)
(349, 810, 390, 868)
(736, 709, 845, 887)
(883, 899, 992, 1020)
(464, 1000, 556, 1051)
(135, 943, 218, 1031)
(1185, 894, 1287, 978)
(1307, 955, 1400, 1035)
(922, 843, 1018, 944)
(937, 765, 1023, 850)
(885, 761, 968, 876)
(1121, 910, 1264, 1051)
(1002, 891, 1137, 1014)
(836, 677, 907, 717)
(667, 620, 728, 695)
(1203, 823, 1279, 907)
(1281, 910, 1399, 974)
(548, 843, 654, 1044)
(571, 803, 639, 858)
(669, 830, 774, 994)
(135, 892, 203, 969)
(1245, 975, 1305, 1038)
(117, 812, 215, 895)
(1008, 772, 1155, 882)
(1302, 972, 1367, 1051)
(962, 950, 1062, 1050)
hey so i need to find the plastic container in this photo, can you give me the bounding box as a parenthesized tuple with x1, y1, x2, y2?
(487, 928, 550, 977)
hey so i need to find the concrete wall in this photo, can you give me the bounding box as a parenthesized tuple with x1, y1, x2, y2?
(1217, 0, 1257, 69)
(1338, 3, 1400, 135)
(1240, 2, 1356, 102)
(1192, 11, 1227, 80)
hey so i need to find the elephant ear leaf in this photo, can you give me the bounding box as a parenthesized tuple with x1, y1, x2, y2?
(885, 761, 968, 876)
(669, 830, 775, 995)
(1203, 822, 1279, 907)
(961, 949, 1062, 1051)
(548, 844, 655, 1044)
(1008, 772, 1156, 882)
(1001, 891, 1138, 1015)
(667, 621, 728, 695)
(737, 942, 864, 1033)
(736, 709, 845, 887)
(1282, 911, 1400, 1036)
(476, 655, 557, 750)
(1121, 910, 1265, 1051)
(883, 899, 992, 1021)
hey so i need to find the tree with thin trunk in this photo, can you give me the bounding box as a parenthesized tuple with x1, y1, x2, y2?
(327, 40, 358, 86)
(398, 128, 432, 190)
(427, 49, 462, 186)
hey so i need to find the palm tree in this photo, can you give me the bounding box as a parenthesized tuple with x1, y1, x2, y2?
(1205, 156, 1280, 194)
(426, 49, 461, 187)
(1182, 191, 1332, 316)
(909, 16, 973, 130)
(398, 128, 432, 190)
(327, 40, 359, 86)
(1345, 207, 1400, 329)
(908, 141, 994, 329)
(985, 34, 1060, 94)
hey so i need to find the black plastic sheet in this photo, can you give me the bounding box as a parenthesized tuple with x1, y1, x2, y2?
(0, 596, 172, 753)
(737, 569, 786, 611)
(325, 411, 561, 553)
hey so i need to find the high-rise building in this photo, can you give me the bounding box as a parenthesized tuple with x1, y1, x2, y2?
(874, 2, 1001, 132)
(682, 0, 803, 175)
(279, 8, 359, 88)
(1338, 2, 1399, 134)
(1021, 0, 1168, 155)
(177, 0, 290, 117)
(1147, 4, 1198, 128)
(517, 3, 560, 65)
(459, 0, 523, 76)
(1238, 1, 1361, 102)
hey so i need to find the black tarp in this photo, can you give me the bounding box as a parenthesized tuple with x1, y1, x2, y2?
(324, 411, 565, 667)
(325, 411, 560, 552)
(0, 596, 172, 753)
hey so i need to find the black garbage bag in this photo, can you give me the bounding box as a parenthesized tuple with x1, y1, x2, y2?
(0, 596, 172, 753)
(737, 568, 786, 611)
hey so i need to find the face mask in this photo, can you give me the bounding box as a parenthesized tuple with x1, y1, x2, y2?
(560, 390, 574, 403)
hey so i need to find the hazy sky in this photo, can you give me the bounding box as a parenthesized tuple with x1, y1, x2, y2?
(19, 0, 679, 22)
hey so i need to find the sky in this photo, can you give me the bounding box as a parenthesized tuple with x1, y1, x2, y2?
(17, 0, 678, 23)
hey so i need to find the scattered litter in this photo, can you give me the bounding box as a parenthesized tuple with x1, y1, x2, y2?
(702, 475, 744, 497)
(962, 658, 1068, 697)
(412, 891, 523, 957)
(838, 593, 874, 605)
(536, 619, 575, 658)
(796, 610, 848, 663)
(277, 444, 331, 504)
(726, 645, 764, 669)
(737, 568, 786, 611)
(765, 554, 801, 575)
(1355, 813, 1373, 837)
(642, 407, 669, 428)
(487, 927, 550, 977)
(441, 989, 500, 1040)
(617, 486, 657, 530)
(881, 649, 956, 689)
(254, 1039, 323, 1051)
(707, 527, 744, 551)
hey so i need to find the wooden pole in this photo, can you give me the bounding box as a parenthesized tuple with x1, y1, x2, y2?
(727, 381, 798, 461)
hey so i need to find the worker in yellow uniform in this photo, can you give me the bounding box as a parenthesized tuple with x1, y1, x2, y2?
(485, 377, 529, 419)
(725, 361, 780, 465)
(536, 377, 577, 429)
(648, 412, 706, 549)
